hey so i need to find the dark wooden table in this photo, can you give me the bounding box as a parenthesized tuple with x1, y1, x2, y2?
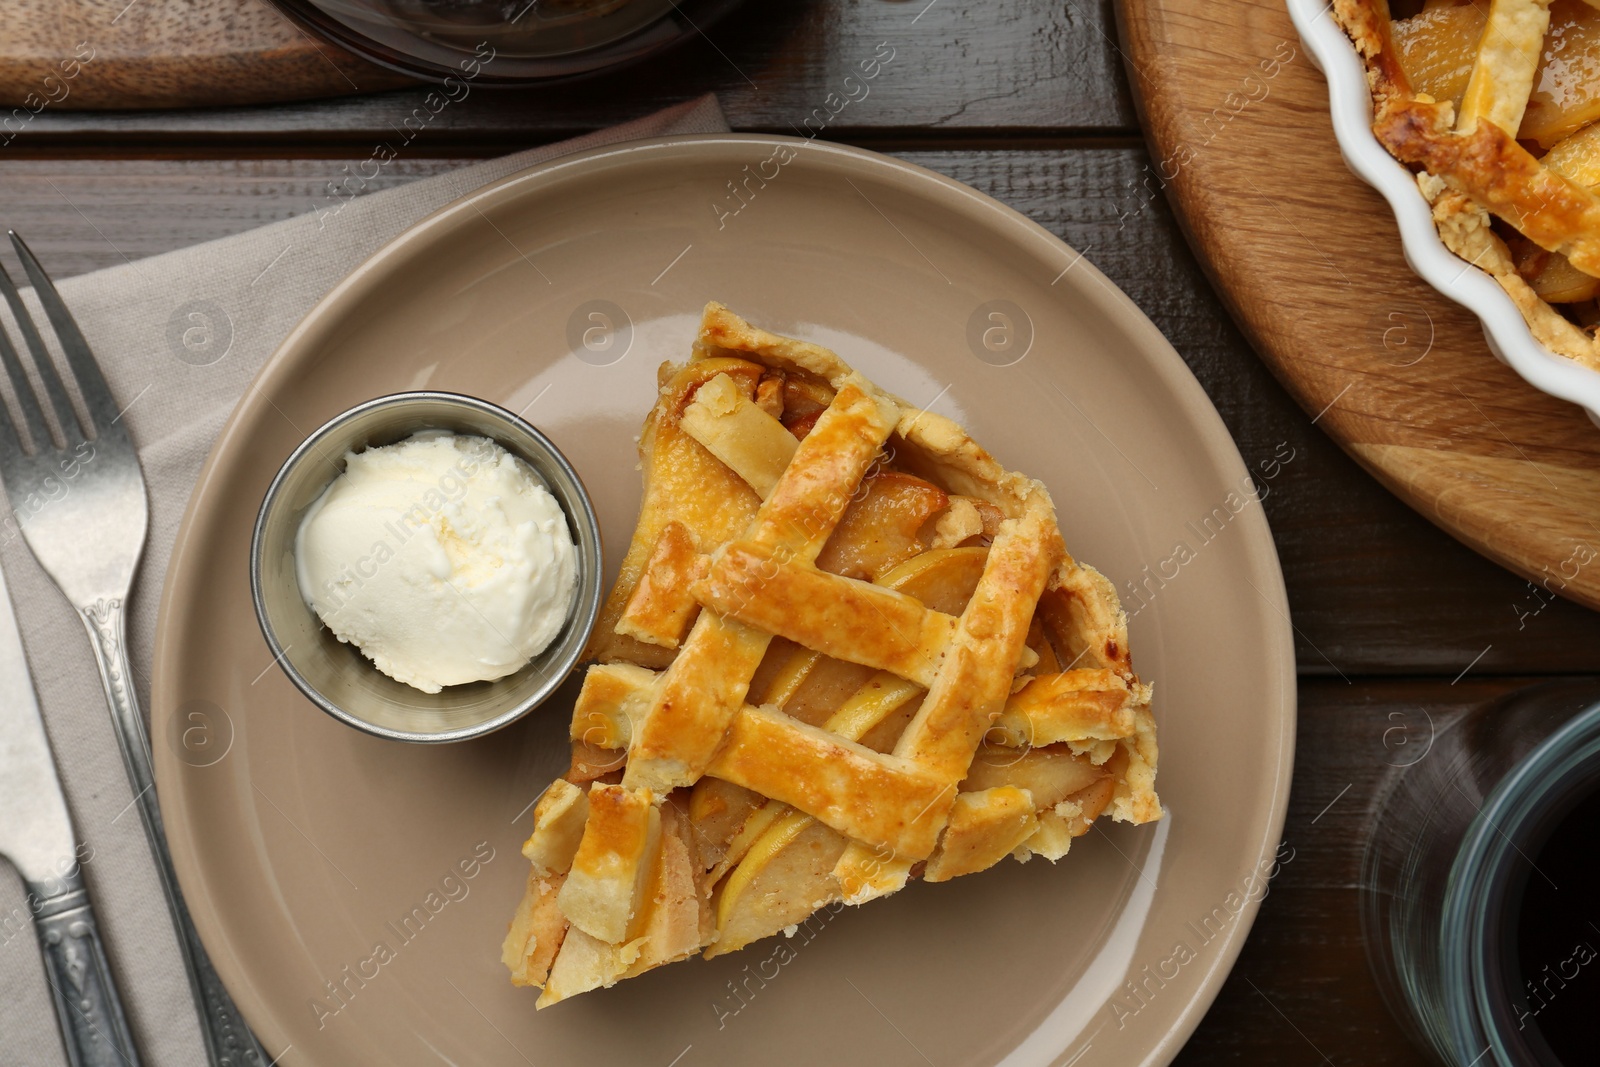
(9, 1, 1597, 1062)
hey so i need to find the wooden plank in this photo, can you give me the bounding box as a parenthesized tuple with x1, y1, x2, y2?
(0, 0, 408, 109)
(1171, 675, 1538, 1066)
(2, 148, 1598, 672)
(1117, 0, 1600, 617)
(1179, 887, 1428, 1065)
(5, 0, 1136, 144)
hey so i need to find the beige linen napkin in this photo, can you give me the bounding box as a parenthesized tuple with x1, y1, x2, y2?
(0, 94, 728, 1067)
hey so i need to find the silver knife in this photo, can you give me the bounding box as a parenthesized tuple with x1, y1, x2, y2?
(0, 558, 140, 1067)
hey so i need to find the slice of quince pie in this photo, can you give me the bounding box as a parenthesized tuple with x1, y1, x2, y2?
(502, 303, 1160, 1005)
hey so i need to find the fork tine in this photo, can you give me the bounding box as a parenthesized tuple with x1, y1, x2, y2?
(0, 255, 84, 448)
(0, 265, 58, 454)
(10, 232, 115, 434)
(0, 336, 27, 459)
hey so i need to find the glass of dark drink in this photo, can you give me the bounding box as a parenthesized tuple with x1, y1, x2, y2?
(1363, 679, 1600, 1065)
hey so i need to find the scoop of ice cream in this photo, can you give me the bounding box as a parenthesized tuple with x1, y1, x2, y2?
(295, 432, 578, 693)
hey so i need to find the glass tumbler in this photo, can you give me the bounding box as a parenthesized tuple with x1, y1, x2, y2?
(1361, 679, 1600, 1066)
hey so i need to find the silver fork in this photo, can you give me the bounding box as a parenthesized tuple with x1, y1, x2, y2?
(0, 233, 268, 1067)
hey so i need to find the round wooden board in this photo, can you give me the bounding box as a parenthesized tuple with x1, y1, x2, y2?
(1117, 0, 1600, 611)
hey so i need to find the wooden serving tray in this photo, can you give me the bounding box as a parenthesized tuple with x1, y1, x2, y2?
(1118, 0, 1600, 612)
(0, 0, 409, 109)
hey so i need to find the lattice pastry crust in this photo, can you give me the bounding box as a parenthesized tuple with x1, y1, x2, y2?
(1333, 0, 1600, 370)
(501, 304, 1161, 1005)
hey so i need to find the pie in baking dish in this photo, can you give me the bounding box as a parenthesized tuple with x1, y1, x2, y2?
(501, 303, 1160, 1005)
(1334, 0, 1600, 369)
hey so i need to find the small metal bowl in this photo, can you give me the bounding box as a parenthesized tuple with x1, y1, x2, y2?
(250, 391, 602, 743)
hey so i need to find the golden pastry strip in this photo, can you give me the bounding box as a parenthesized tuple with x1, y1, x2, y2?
(1456, 0, 1552, 135)
(623, 381, 899, 793)
(705, 703, 951, 859)
(622, 612, 768, 791)
(1378, 102, 1600, 278)
(894, 500, 1059, 783)
(569, 662, 656, 750)
(747, 383, 900, 557)
(521, 780, 589, 878)
(570, 661, 1140, 757)
(586, 357, 763, 669)
(678, 371, 798, 499)
(615, 521, 707, 648)
(695, 541, 958, 687)
(701, 670, 923, 916)
(555, 785, 660, 944)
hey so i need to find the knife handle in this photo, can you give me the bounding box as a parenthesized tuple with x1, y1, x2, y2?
(30, 873, 142, 1067)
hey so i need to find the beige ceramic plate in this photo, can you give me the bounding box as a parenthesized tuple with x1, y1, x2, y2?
(152, 135, 1295, 1067)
